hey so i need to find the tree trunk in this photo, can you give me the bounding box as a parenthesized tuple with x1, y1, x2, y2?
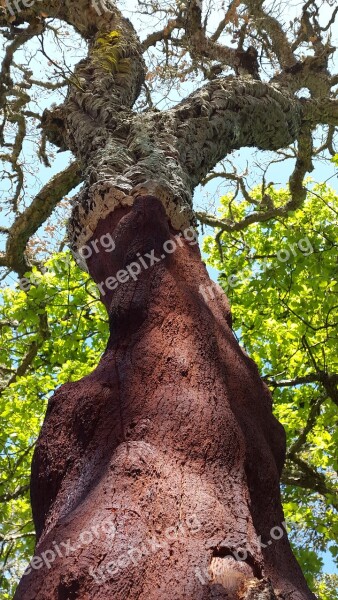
(14, 195, 315, 600)
(8, 2, 316, 599)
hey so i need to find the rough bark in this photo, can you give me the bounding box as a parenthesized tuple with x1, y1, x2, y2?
(5, 2, 319, 599)
(14, 196, 315, 600)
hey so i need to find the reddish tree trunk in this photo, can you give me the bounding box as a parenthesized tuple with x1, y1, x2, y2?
(14, 197, 315, 600)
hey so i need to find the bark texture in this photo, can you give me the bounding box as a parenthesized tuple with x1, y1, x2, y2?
(14, 197, 315, 600)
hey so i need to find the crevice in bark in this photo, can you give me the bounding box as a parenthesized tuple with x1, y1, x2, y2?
(211, 546, 263, 580)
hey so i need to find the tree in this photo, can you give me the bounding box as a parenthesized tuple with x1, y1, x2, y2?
(0, 1, 337, 599)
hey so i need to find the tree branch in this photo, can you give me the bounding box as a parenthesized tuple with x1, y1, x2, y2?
(283, 455, 338, 510)
(0, 484, 30, 503)
(173, 77, 302, 186)
(288, 125, 314, 208)
(0, 531, 35, 543)
(3, 160, 82, 276)
(243, 0, 297, 70)
(182, 0, 240, 72)
(210, 0, 241, 43)
(196, 197, 304, 233)
(264, 373, 338, 389)
(303, 97, 338, 126)
(0, 312, 50, 396)
(288, 396, 326, 456)
(141, 17, 184, 51)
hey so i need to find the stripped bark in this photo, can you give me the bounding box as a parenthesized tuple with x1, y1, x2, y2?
(15, 196, 315, 600)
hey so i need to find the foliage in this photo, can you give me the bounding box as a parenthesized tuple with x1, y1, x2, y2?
(0, 253, 108, 598)
(203, 182, 338, 595)
(314, 574, 338, 600)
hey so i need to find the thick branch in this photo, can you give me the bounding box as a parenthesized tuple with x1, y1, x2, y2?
(68, 77, 303, 254)
(173, 78, 302, 186)
(243, 0, 297, 69)
(141, 17, 184, 51)
(183, 0, 240, 72)
(195, 121, 316, 234)
(4, 161, 82, 276)
(288, 126, 313, 208)
(303, 97, 338, 126)
(1, 0, 130, 39)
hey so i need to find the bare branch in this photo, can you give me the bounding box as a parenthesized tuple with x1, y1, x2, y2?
(3, 161, 82, 276)
(196, 198, 303, 234)
(264, 373, 338, 389)
(314, 125, 336, 157)
(210, 0, 241, 43)
(0, 18, 45, 108)
(243, 0, 297, 69)
(142, 17, 184, 51)
(202, 170, 259, 205)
